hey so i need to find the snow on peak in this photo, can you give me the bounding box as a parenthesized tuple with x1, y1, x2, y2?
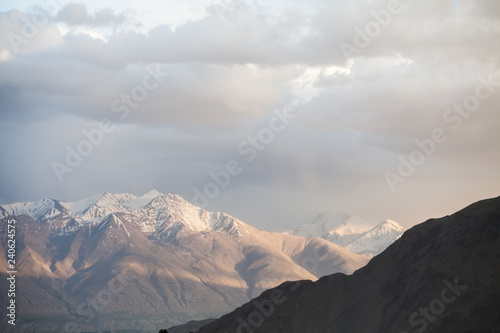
(140, 193, 239, 233)
(60, 192, 132, 222)
(378, 219, 405, 231)
(142, 189, 163, 198)
(143, 193, 206, 226)
(286, 211, 405, 256)
(59, 191, 164, 218)
(1, 198, 59, 222)
(345, 219, 405, 256)
(59, 194, 102, 215)
(47, 191, 243, 236)
(286, 211, 373, 239)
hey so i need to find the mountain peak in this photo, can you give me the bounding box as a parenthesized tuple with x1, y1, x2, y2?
(287, 211, 373, 239)
(378, 218, 405, 230)
(1, 197, 58, 222)
(142, 189, 163, 198)
(286, 211, 405, 256)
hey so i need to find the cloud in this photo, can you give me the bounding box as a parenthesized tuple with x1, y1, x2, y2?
(56, 4, 127, 27)
(0, 0, 499, 230)
(0, 9, 62, 58)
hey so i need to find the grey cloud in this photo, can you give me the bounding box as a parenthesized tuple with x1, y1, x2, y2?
(0, 0, 499, 231)
(56, 4, 127, 26)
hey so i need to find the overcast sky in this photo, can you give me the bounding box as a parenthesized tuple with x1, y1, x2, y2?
(0, 0, 499, 231)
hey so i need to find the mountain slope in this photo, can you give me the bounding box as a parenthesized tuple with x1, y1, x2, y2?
(198, 196, 500, 333)
(286, 211, 405, 256)
(0, 191, 368, 332)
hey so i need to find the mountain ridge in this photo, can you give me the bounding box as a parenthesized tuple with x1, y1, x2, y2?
(0, 191, 370, 332)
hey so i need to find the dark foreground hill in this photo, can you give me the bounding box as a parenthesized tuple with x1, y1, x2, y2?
(168, 318, 216, 333)
(197, 196, 500, 333)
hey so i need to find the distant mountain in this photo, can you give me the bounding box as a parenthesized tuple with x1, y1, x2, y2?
(0, 191, 368, 332)
(197, 196, 500, 333)
(285, 211, 405, 256)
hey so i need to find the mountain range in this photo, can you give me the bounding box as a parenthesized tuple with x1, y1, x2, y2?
(285, 211, 405, 256)
(0, 190, 377, 332)
(197, 196, 500, 333)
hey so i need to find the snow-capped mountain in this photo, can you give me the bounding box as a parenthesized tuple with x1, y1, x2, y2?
(0, 191, 369, 332)
(345, 219, 405, 255)
(285, 211, 405, 256)
(0, 190, 242, 237)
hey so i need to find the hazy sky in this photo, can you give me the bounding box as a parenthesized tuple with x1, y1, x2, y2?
(0, 0, 498, 231)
